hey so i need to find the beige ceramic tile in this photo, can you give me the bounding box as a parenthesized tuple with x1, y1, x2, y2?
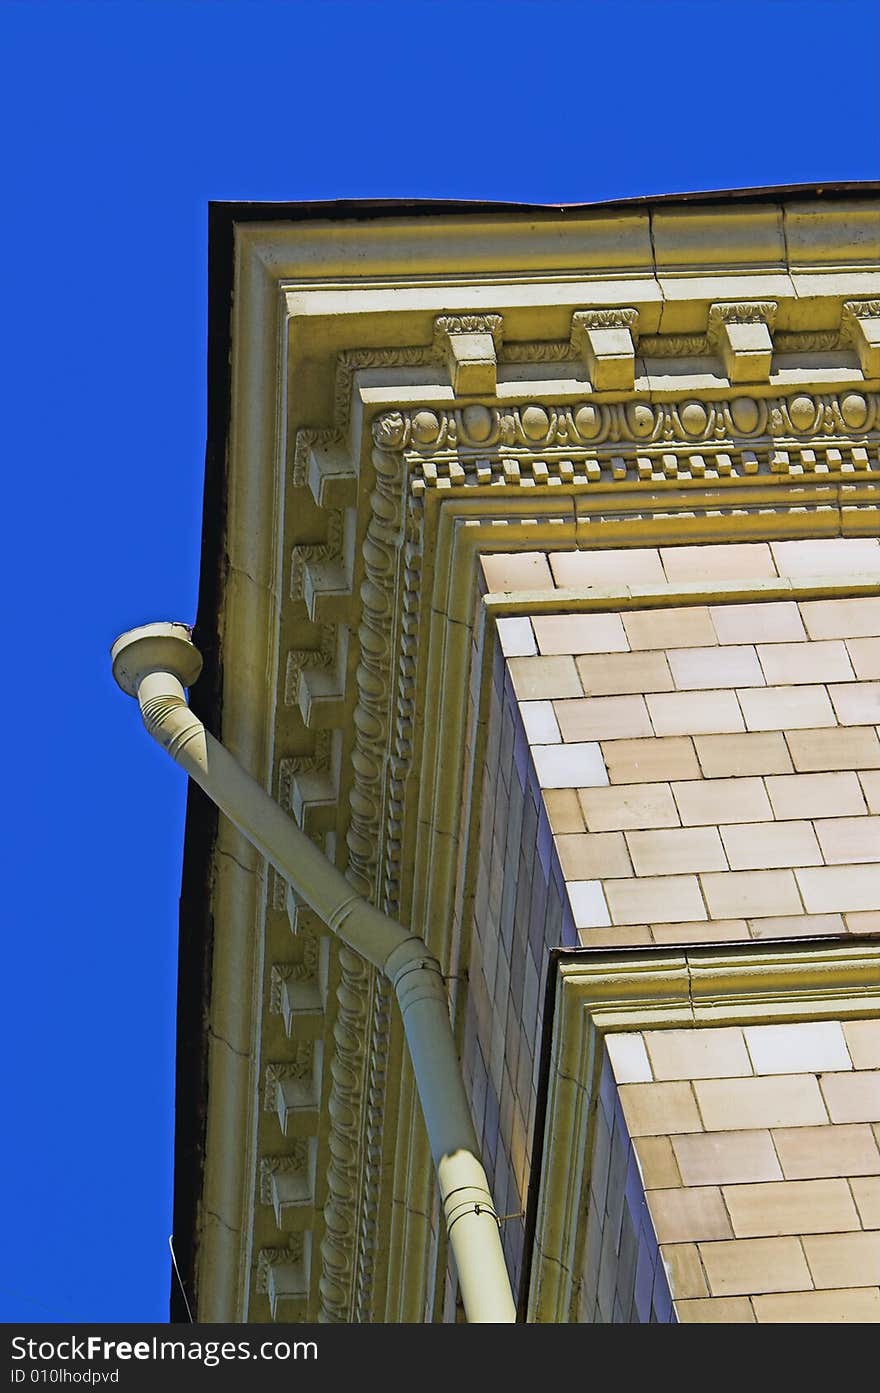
(548, 548, 665, 588)
(675, 1296, 755, 1322)
(829, 681, 880, 727)
(660, 542, 776, 583)
(772, 1123, 880, 1180)
(694, 1074, 829, 1131)
(618, 1080, 703, 1136)
(648, 690, 745, 737)
(815, 816, 880, 864)
(842, 1020, 880, 1070)
(752, 1287, 880, 1322)
(747, 913, 845, 939)
(577, 925, 654, 948)
(743, 1022, 852, 1075)
(633, 1136, 682, 1189)
(602, 735, 701, 784)
(648, 1186, 733, 1243)
(722, 1177, 860, 1238)
(575, 650, 673, 696)
(660, 1243, 709, 1299)
(738, 684, 836, 732)
(845, 911, 880, 932)
(508, 654, 583, 700)
(532, 612, 629, 655)
(555, 694, 653, 741)
(605, 875, 707, 926)
(671, 1130, 782, 1187)
(643, 1027, 752, 1082)
(796, 864, 880, 913)
(652, 919, 750, 944)
(695, 731, 793, 777)
(668, 645, 765, 691)
(554, 831, 632, 879)
(803, 1231, 880, 1288)
(800, 597, 880, 640)
(699, 1236, 812, 1296)
(626, 826, 727, 875)
(757, 640, 855, 686)
(672, 776, 772, 826)
(720, 820, 822, 870)
(851, 1176, 880, 1228)
(859, 770, 880, 812)
(765, 771, 867, 820)
(819, 1071, 880, 1123)
(623, 606, 717, 651)
(578, 783, 680, 832)
(481, 552, 555, 591)
(701, 869, 803, 919)
(543, 789, 585, 832)
(786, 726, 880, 771)
(710, 601, 806, 645)
(847, 638, 880, 680)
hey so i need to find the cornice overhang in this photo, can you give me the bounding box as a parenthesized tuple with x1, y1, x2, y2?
(176, 192, 880, 1322)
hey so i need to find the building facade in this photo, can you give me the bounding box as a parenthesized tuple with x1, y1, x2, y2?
(170, 189, 880, 1322)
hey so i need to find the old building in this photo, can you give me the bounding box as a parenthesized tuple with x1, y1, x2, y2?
(124, 187, 880, 1322)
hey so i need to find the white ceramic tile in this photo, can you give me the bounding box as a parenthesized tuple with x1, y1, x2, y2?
(496, 615, 537, 657)
(744, 1021, 852, 1076)
(606, 1033, 654, 1084)
(532, 741, 609, 789)
(519, 700, 561, 744)
(567, 880, 612, 928)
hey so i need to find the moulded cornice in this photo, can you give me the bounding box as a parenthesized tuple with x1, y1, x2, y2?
(529, 941, 880, 1323)
(194, 195, 880, 1325)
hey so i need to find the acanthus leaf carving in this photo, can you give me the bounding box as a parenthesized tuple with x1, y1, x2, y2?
(432, 313, 503, 349)
(571, 307, 640, 331)
(260, 1146, 309, 1205)
(708, 300, 778, 330)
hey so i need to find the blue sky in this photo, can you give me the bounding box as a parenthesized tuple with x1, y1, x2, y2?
(2, 0, 878, 1324)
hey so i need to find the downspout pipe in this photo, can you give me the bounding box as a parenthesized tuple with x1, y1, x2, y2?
(111, 622, 516, 1324)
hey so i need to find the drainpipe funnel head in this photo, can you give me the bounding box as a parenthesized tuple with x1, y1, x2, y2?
(111, 622, 203, 697)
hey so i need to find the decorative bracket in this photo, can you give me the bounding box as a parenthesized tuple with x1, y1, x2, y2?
(260, 1146, 316, 1230)
(570, 308, 639, 390)
(264, 1047, 322, 1135)
(433, 314, 503, 395)
(842, 300, 880, 379)
(256, 1241, 310, 1320)
(708, 301, 777, 383)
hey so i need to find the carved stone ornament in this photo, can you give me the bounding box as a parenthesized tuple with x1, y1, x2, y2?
(842, 300, 880, 378)
(570, 308, 640, 390)
(365, 391, 877, 485)
(270, 293, 880, 1321)
(259, 1147, 309, 1205)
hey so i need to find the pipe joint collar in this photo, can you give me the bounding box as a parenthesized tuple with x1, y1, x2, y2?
(383, 935, 440, 983)
(384, 937, 448, 1015)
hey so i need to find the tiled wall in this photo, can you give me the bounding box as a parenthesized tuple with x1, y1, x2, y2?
(577, 1048, 674, 1322)
(457, 535, 879, 1322)
(461, 638, 577, 1304)
(605, 1019, 880, 1322)
(490, 539, 880, 948)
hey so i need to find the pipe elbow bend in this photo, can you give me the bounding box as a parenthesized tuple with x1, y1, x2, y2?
(137, 678, 208, 766)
